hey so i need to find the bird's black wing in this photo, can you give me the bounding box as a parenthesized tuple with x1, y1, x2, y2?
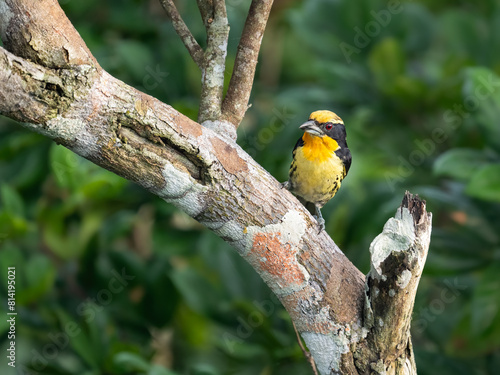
(335, 147, 352, 176)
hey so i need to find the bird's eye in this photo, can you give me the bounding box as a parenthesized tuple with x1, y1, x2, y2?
(325, 123, 333, 130)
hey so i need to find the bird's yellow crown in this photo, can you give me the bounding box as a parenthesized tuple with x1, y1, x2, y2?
(309, 110, 343, 125)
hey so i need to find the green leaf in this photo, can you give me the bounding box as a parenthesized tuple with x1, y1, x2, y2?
(18, 254, 56, 304)
(113, 351, 150, 372)
(368, 38, 406, 93)
(0, 247, 24, 294)
(80, 173, 127, 200)
(170, 267, 220, 315)
(465, 164, 500, 202)
(472, 264, 500, 335)
(50, 144, 81, 189)
(148, 364, 179, 375)
(54, 309, 102, 370)
(115, 40, 154, 81)
(434, 148, 490, 181)
(0, 184, 24, 216)
(463, 67, 500, 145)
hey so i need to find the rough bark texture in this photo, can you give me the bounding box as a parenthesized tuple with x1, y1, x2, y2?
(198, 0, 229, 125)
(355, 192, 431, 375)
(0, 1, 432, 374)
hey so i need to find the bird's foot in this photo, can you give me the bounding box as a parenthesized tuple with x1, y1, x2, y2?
(281, 181, 290, 190)
(313, 215, 325, 233)
(313, 205, 325, 233)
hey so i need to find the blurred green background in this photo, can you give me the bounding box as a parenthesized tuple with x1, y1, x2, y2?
(1, 0, 500, 374)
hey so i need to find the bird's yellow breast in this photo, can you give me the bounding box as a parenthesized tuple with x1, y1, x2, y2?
(289, 134, 345, 206)
(300, 133, 339, 162)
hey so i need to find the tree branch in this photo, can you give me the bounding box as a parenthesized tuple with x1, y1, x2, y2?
(0, 0, 96, 68)
(293, 321, 319, 375)
(197, 0, 230, 132)
(357, 192, 431, 375)
(159, 0, 204, 69)
(0, 44, 366, 373)
(221, 0, 274, 128)
(196, 0, 213, 26)
(0, 1, 432, 374)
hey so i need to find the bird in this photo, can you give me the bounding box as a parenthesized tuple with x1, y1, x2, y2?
(282, 110, 351, 231)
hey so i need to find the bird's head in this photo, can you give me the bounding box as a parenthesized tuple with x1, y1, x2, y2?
(300, 110, 346, 141)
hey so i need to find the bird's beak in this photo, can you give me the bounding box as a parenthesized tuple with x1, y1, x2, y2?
(299, 121, 324, 137)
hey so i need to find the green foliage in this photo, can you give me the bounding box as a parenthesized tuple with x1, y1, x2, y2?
(1, 0, 500, 374)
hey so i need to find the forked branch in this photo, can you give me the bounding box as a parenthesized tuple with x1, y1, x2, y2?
(0, 1, 432, 374)
(161, 0, 274, 134)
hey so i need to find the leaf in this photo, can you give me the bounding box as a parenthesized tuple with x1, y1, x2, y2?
(50, 144, 81, 189)
(113, 351, 150, 372)
(115, 40, 154, 81)
(463, 67, 500, 144)
(368, 38, 406, 93)
(434, 148, 490, 181)
(465, 164, 500, 202)
(54, 309, 102, 370)
(20, 254, 57, 303)
(471, 264, 500, 335)
(170, 267, 221, 315)
(415, 349, 475, 375)
(80, 173, 127, 200)
(0, 184, 25, 216)
(148, 364, 179, 375)
(0, 247, 24, 294)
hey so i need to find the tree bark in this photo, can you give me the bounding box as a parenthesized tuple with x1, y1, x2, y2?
(221, 0, 274, 128)
(0, 1, 431, 374)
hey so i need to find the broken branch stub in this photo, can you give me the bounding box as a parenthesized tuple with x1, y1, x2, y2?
(363, 191, 432, 374)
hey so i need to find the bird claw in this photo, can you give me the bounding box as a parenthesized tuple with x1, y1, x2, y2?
(313, 215, 325, 233)
(313, 205, 326, 233)
(281, 181, 290, 190)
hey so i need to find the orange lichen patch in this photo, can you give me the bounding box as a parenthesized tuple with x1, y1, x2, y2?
(175, 112, 203, 138)
(251, 232, 306, 287)
(210, 137, 248, 174)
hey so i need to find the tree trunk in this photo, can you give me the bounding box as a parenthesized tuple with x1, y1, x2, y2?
(0, 1, 432, 373)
